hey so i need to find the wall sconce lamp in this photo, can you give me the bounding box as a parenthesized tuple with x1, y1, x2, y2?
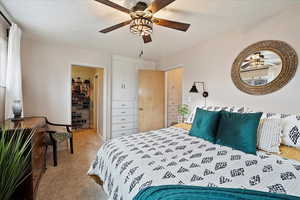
(189, 82, 209, 98)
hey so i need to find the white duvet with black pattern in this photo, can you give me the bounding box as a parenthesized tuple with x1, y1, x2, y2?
(88, 127, 300, 200)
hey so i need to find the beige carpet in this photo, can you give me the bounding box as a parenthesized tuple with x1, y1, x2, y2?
(37, 129, 107, 200)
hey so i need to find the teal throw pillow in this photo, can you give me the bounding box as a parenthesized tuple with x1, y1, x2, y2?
(216, 110, 262, 155)
(189, 108, 221, 143)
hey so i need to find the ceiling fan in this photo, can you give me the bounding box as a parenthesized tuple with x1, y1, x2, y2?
(95, 0, 191, 43)
(241, 52, 280, 70)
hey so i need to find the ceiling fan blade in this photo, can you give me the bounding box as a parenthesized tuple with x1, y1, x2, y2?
(153, 18, 190, 32)
(143, 35, 152, 43)
(99, 20, 131, 33)
(241, 63, 251, 69)
(146, 0, 176, 14)
(94, 0, 131, 14)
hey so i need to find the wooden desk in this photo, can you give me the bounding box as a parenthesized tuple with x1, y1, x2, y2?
(2, 117, 47, 200)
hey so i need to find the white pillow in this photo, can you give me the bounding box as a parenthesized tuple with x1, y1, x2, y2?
(262, 113, 300, 148)
(185, 105, 206, 124)
(185, 105, 255, 124)
(257, 119, 283, 153)
(185, 105, 235, 124)
(281, 115, 300, 148)
(233, 106, 253, 113)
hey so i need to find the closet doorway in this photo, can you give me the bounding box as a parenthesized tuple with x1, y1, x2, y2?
(166, 67, 183, 127)
(71, 65, 104, 135)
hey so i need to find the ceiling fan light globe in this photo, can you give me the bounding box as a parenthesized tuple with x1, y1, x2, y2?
(130, 10, 153, 19)
(130, 17, 153, 36)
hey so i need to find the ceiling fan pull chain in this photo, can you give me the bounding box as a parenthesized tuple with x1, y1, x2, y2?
(139, 38, 144, 58)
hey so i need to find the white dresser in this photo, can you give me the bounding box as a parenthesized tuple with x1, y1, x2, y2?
(111, 56, 137, 138)
(111, 100, 138, 138)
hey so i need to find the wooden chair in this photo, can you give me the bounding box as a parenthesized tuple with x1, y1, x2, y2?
(44, 118, 73, 167)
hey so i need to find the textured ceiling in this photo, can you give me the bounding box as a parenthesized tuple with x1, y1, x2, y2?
(1, 0, 299, 60)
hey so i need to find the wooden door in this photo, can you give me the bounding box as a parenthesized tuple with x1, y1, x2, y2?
(138, 70, 165, 132)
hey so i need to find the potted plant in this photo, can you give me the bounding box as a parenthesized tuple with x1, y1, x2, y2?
(0, 128, 34, 200)
(177, 104, 189, 123)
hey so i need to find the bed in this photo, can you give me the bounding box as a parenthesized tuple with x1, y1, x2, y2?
(88, 126, 300, 200)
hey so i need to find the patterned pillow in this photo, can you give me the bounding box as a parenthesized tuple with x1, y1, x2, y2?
(185, 105, 235, 124)
(257, 119, 283, 153)
(185, 105, 206, 124)
(233, 106, 254, 113)
(263, 113, 300, 148)
(282, 115, 300, 148)
(206, 105, 235, 112)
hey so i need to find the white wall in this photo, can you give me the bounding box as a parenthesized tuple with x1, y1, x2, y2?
(21, 39, 111, 139)
(21, 38, 156, 139)
(158, 5, 300, 114)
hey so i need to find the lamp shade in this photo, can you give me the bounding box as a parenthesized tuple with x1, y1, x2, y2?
(189, 84, 199, 93)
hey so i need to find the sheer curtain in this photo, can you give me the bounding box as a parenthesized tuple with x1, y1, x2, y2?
(5, 24, 22, 119)
(0, 19, 7, 122)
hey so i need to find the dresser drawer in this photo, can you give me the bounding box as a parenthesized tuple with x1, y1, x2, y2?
(113, 129, 138, 138)
(112, 129, 136, 138)
(112, 116, 135, 124)
(112, 101, 134, 109)
(112, 123, 136, 131)
(112, 108, 134, 116)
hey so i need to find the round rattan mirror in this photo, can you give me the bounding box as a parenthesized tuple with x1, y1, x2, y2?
(231, 40, 298, 95)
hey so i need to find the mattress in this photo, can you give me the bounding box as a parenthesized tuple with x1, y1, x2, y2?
(88, 127, 300, 200)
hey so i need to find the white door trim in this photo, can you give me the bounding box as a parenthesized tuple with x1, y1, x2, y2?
(68, 63, 109, 141)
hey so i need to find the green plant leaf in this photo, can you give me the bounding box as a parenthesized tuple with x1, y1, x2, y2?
(178, 104, 190, 118)
(0, 127, 35, 200)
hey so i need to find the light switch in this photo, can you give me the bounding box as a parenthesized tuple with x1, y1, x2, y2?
(187, 96, 192, 103)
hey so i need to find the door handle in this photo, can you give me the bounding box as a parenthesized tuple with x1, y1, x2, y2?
(139, 108, 143, 111)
